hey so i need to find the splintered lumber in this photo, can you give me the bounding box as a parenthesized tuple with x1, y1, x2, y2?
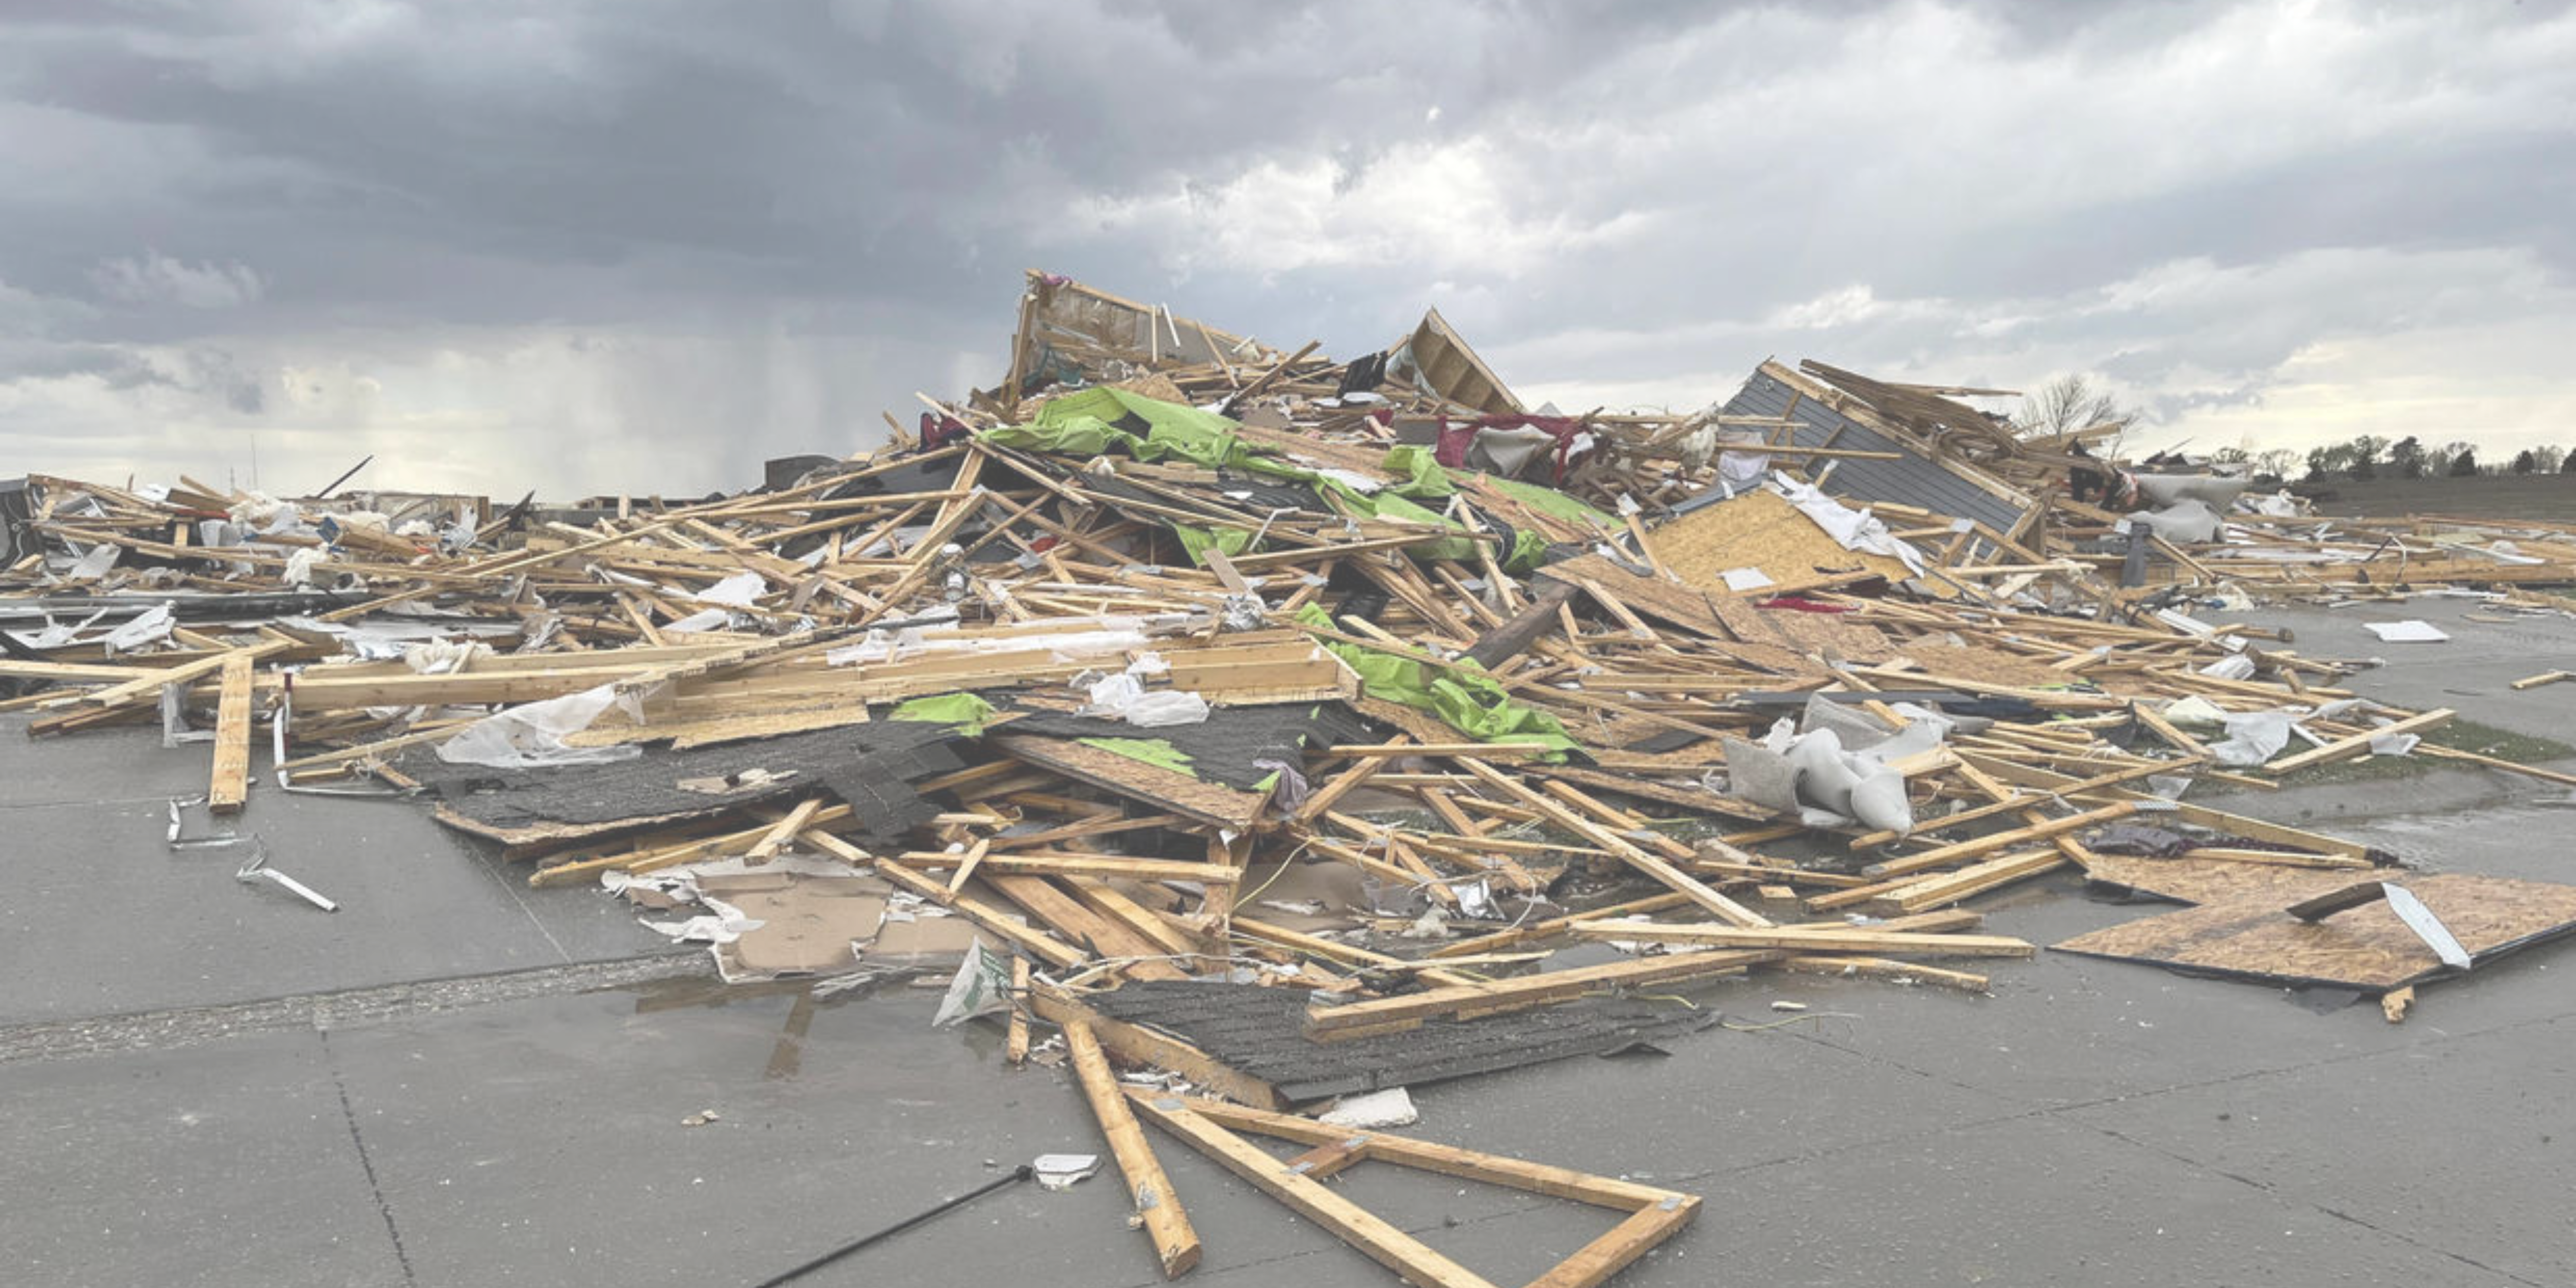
(1301, 950, 1778, 1042)
(1775, 956, 1992, 993)
(1866, 848, 2069, 913)
(802, 830, 1087, 970)
(207, 652, 257, 815)
(2263, 708, 2455, 776)
(1029, 984, 1287, 1111)
(1462, 578, 1582, 667)
(1126, 1092, 1698, 1288)
(1422, 892, 1698, 959)
(1459, 759, 1772, 928)
(1567, 921, 2036, 959)
(2510, 670, 2571, 691)
(1065, 1019, 1200, 1279)
(1859, 801, 2139, 881)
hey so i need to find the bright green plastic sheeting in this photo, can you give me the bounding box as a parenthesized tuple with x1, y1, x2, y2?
(982, 390, 1562, 572)
(1379, 445, 1456, 499)
(981, 386, 1265, 472)
(1173, 525, 1253, 566)
(888, 692, 997, 735)
(1479, 474, 1619, 528)
(1077, 736, 1197, 777)
(1293, 605, 1579, 760)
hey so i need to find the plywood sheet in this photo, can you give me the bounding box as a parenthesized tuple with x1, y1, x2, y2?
(2053, 873, 2576, 991)
(2078, 854, 2362, 907)
(1648, 489, 1912, 592)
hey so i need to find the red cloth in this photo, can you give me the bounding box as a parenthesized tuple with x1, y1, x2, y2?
(1431, 414, 1595, 483)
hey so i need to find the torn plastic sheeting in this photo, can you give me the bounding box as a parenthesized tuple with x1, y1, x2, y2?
(2209, 709, 2295, 767)
(661, 607, 736, 634)
(2125, 499, 2226, 545)
(1172, 524, 1253, 568)
(1766, 473, 1925, 575)
(435, 683, 641, 769)
(102, 602, 175, 653)
(1080, 667, 1210, 728)
(932, 936, 1014, 1028)
(281, 546, 321, 588)
(641, 895, 763, 946)
(1292, 604, 1579, 760)
(1379, 445, 1456, 499)
(692, 570, 768, 607)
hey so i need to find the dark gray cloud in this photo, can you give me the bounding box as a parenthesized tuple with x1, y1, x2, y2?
(1, 0, 2571, 495)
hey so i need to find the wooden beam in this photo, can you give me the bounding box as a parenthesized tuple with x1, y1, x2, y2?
(1567, 921, 2035, 958)
(2264, 707, 2454, 776)
(1301, 949, 1777, 1042)
(1065, 1019, 1201, 1279)
(207, 652, 256, 815)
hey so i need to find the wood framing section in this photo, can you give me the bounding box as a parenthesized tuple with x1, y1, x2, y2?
(1126, 1093, 1698, 1288)
(1404, 307, 1525, 416)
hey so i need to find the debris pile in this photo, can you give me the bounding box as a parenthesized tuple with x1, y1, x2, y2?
(8, 271, 2576, 1282)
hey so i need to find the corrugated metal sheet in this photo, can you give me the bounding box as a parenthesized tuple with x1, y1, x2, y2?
(1722, 368, 2030, 532)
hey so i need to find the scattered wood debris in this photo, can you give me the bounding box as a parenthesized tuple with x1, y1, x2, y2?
(9, 270, 2575, 1284)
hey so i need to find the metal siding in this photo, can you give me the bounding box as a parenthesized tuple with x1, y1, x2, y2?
(1724, 372, 2025, 531)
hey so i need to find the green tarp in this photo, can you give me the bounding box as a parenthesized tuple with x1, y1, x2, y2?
(980, 390, 1591, 574)
(1294, 604, 1580, 760)
(888, 692, 997, 735)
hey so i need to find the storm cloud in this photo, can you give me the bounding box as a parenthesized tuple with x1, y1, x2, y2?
(2, 0, 2570, 496)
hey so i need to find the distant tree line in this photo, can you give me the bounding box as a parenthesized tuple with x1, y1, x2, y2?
(2296, 435, 2573, 482)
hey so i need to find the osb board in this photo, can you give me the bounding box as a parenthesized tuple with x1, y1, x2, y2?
(992, 733, 1272, 831)
(1647, 490, 1913, 591)
(2053, 873, 2576, 991)
(1892, 642, 2073, 690)
(2079, 854, 2364, 907)
(565, 699, 876, 750)
(1757, 608, 1892, 661)
(1108, 372, 1191, 405)
(1351, 694, 1473, 747)
(1539, 556, 1732, 640)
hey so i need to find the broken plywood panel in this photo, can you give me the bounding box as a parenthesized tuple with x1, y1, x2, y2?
(2078, 853, 2368, 907)
(2053, 873, 2576, 992)
(1648, 489, 1912, 595)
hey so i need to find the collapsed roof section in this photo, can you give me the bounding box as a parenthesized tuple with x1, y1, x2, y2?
(1721, 360, 2040, 539)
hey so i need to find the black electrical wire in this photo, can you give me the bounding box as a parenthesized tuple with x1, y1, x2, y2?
(752, 1164, 1035, 1287)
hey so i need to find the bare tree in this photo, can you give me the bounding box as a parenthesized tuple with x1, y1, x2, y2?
(2253, 447, 2300, 481)
(2015, 374, 2132, 458)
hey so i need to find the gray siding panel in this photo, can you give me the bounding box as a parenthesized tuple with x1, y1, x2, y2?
(1723, 370, 2029, 531)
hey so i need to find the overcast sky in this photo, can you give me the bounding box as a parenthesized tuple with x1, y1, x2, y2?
(4, 0, 2571, 499)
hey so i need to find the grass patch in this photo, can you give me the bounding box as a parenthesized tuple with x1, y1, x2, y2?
(2273, 717, 2574, 786)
